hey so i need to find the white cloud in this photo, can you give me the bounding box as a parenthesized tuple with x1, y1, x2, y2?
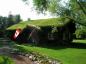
(0, 0, 52, 20)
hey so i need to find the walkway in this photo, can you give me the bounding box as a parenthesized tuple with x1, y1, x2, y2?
(0, 37, 32, 64)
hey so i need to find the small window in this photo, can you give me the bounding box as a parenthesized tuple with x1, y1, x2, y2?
(48, 33, 54, 40)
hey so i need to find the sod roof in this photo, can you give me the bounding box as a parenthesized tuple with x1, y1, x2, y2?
(7, 17, 70, 30)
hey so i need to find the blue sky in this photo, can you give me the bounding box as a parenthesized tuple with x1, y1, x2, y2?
(0, 0, 53, 20)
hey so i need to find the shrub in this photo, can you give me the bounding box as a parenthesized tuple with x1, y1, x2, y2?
(75, 28, 86, 39)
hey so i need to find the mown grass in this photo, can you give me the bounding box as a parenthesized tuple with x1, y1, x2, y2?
(7, 17, 70, 30)
(16, 40, 86, 64)
(73, 39, 86, 43)
(0, 56, 14, 64)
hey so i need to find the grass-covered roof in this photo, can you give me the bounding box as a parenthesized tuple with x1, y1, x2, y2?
(7, 17, 70, 30)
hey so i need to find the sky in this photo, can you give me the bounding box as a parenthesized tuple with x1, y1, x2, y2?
(0, 0, 53, 20)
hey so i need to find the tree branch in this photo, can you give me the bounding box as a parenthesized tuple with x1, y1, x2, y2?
(77, 0, 86, 15)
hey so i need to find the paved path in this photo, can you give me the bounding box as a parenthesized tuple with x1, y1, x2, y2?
(0, 38, 32, 64)
(0, 46, 32, 64)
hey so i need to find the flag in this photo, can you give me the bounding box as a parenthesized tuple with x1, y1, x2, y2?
(13, 29, 21, 39)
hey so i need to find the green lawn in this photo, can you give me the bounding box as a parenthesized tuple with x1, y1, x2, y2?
(73, 39, 86, 43)
(0, 40, 86, 64)
(16, 40, 86, 64)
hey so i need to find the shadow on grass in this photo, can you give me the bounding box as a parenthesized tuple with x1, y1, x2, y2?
(34, 42, 86, 50)
(68, 42, 86, 49)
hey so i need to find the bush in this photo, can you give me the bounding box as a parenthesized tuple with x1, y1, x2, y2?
(75, 29, 86, 39)
(6, 30, 16, 40)
(0, 56, 14, 64)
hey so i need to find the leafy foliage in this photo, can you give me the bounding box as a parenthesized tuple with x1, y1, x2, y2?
(0, 56, 14, 64)
(75, 26, 86, 39)
(0, 14, 21, 37)
(0, 14, 21, 29)
(69, 0, 86, 25)
(33, 0, 48, 13)
(22, 0, 86, 26)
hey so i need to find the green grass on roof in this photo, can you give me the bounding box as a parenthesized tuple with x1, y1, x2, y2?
(7, 17, 70, 30)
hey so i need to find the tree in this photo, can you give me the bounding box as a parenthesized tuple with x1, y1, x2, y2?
(0, 14, 22, 37)
(69, 0, 86, 25)
(22, 0, 86, 25)
(8, 13, 14, 26)
(15, 14, 21, 23)
(0, 16, 8, 29)
(8, 13, 21, 27)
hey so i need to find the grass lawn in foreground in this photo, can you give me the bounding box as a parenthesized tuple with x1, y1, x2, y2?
(17, 39, 86, 64)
